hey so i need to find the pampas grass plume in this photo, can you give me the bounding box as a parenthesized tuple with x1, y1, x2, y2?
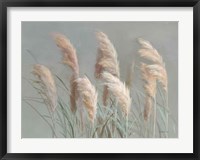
(141, 63, 157, 98)
(76, 76, 98, 123)
(53, 33, 79, 75)
(95, 31, 120, 106)
(53, 33, 80, 112)
(33, 64, 57, 112)
(146, 64, 168, 92)
(101, 72, 131, 116)
(138, 38, 163, 65)
(139, 38, 168, 122)
(95, 31, 120, 78)
(140, 63, 156, 121)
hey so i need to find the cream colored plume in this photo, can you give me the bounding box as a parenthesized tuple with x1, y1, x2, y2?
(139, 38, 168, 121)
(95, 31, 120, 78)
(146, 64, 168, 92)
(138, 38, 163, 65)
(33, 64, 57, 112)
(141, 63, 157, 98)
(95, 32, 120, 106)
(141, 63, 156, 121)
(53, 33, 80, 113)
(70, 75, 78, 113)
(76, 76, 98, 123)
(101, 72, 131, 116)
(53, 33, 79, 75)
(138, 38, 168, 92)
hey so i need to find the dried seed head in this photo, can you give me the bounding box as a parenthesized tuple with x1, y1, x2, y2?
(146, 64, 168, 92)
(76, 76, 98, 123)
(139, 38, 169, 121)
(33, 64, 57, 112)
(70, 74, 79, 113)
(138, 38, 163, 65)
(141, 63, 157, 98)
(140, 63, 156, 121)
(138, 38, 154, 49)
(138, 38, 168, 93)
(101, 72, 131, 116)
(95, 31, 120, 106)
(53, 33, 79, 75)
(95, 32, 120, 78)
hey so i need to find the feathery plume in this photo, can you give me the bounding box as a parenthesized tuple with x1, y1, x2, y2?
(139, 38, 168, 122)
(53, 33, 79, 75)
(138, 38, 154, 49)
(138, 38, 163, 65)
(146, 64, 168, 92)
(76, 76, 98, 123)
(95, 32, 120, 78)
(95, 32, 120, 106)
(53, 33, 80, 112)
(32, 64, 57, 112)
(138, 38, 168, 92)
(70, 74, 78, 113)
(141, 63, 157, 98)
(141, 63, 156, 121)
(101, 72, 131, 116)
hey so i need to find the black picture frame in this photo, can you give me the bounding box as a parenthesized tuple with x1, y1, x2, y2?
(0, 0, 199, 159)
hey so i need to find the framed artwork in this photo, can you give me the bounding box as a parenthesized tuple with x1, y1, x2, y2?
(0, 0, 199, 159)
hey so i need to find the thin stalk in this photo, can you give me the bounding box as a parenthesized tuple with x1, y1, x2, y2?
(144, 120, 147, 138)
(165, 93, 169, 138)
(47, 107, 56, 138)
(111, 101, 117, 137)
(153, 96, 157, 138)
(90, 122, 95, 138)
(112, 108, 117, 137)
(51, 113, 56, 138)
(25, 101, 57, 138)
(126, 115, 128, 138)
(80, 111, 83, 130)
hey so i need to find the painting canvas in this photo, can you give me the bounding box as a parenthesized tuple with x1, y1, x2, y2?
(22, 21, 178, 138)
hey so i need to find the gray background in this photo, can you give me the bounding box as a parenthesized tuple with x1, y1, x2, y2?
(22, 21, 178, 138)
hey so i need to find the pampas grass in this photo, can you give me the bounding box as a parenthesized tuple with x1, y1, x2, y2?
(95, 32, 120, 78)
(138, 38, 167, 92)
(95, 32, 120, 106)
(32, 64, 57, 112)
(101, 71, 131, 138)
(146, 64, 168, 92)
(53, 33, 79, 75)
(32, 64, 57, 137)
(141, 63, 156, 121)
(138, 38, 168, 137)
(53, 33, 79, 113)
(76, 76, 98, 123)
(70, 74, 78, 113)
(25, 32, 176, 138)
(101, 72, 131, 116)
(138, 38, 163, 65)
